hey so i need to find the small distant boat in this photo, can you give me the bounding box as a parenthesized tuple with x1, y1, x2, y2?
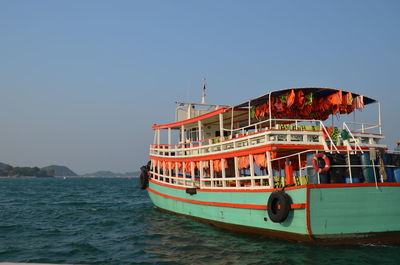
(63, 177, 66, 180)
(140, 87, 400, 245)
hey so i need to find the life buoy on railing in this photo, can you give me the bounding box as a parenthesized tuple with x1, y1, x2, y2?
(312, 153, 330, 173)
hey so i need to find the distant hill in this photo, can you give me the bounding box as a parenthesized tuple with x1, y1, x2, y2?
(0, 162, 12, 170)
(41, 165, 77, 176)
(81, 170, 139, 177)
(0, 162, 54, 178)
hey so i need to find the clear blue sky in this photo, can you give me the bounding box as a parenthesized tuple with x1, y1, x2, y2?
(1, 0, 399, 174)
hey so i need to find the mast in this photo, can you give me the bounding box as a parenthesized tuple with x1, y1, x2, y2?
(201, 77, 207, 104)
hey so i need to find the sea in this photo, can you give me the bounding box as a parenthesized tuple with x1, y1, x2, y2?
(1, 177, 400, 265)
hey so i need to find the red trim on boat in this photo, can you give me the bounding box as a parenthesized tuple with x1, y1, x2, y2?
(152, 108, 228, 130)
(291, 203, 307, 209)
(152, 108, 248, 130)
(147, 187, 267, 209)
(306, 187, 312, 236)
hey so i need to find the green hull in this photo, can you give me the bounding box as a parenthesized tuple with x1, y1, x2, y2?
(147, 180, 400, 244)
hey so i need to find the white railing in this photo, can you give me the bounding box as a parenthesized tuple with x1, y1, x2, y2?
(151, 119, 331, 158)
(149, 148, 400, 190)
(342, 122, 364, 153)
(149, 171, 272, 189)
(344, 121, 381, 134)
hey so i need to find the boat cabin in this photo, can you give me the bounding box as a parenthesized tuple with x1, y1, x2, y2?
(149, 87, 399, 189)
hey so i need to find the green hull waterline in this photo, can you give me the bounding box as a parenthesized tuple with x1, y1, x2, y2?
(147, 181, 400, 244)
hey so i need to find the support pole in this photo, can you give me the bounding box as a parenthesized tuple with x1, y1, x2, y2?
(378, 102, 382, 134)
(266, 151, 273, 188)
(198, 120, 203, 145)
(181, 125, 185, 143)
(269, 93, 272, 129)
(231, 107, 234, 139)
(199, 161, 203, 188)
(248, 100, 251, 126)
(168, 128, 171, 146)
(219, 113, 224, 141)
(234, 157, 240, 188)
(249, 154, 255, 187)
(221, 159, 226, 187)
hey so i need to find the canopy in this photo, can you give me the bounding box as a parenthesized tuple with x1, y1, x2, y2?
(235, 87, 377, 121)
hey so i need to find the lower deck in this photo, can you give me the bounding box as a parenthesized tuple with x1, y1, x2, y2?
(147, 179, 400, 244)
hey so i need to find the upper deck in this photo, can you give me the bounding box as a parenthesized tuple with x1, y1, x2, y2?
(150, 87, 383, 159)
(148, 87, 393, 190)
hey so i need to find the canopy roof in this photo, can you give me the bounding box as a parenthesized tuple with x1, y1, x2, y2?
(235, 87, 377, 108)
(152, 87, 378, 130)
(152, 107, 249, 130)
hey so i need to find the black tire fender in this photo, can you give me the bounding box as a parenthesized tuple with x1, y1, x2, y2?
(267, 191, 291, 223)
(139, 165, 149, 189)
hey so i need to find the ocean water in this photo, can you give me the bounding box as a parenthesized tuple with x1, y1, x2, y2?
(1, 178, 400, 265)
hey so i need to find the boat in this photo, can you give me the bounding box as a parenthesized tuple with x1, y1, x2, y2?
(140, 87, 400, 245)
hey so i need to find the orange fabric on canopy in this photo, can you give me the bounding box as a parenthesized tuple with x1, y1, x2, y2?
(184, 162, 192, 173)
(213, 160, 221, 172)
(295, 90, 306, 110)
(252, 89, 364, 121)
(253, 153, 267, 168)
(353, 95, 364, 109)
(286, 90, 296, 108)
(328, 90, 342, 106)
(239, 156, 250, 169)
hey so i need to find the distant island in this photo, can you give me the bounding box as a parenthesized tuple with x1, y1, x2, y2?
(0, 161, 139, 178)
(81, 170, 139, 178)
(41, 165, 78, 177)
(0, 162, 54, 178)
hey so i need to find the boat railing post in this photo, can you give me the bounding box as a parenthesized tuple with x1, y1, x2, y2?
(182, 162, 186, 186)
(210, 160, 215, 187)
(169, 161, 172, 182)
(234, 157, 240, 188)
(269, 93, 272, 129)
(231, 106, 234, 139)
(163, 161, 166, 181)
(378, 101, 382, 134)
(175, 162, 180, 185)
(219, 113, 224, 142)
(191, 162, 196, 188)
(198, 120, 203, 147)
(221, 159, 226, 187)
(199, 161, 203, 188)
(347, 150, 353, 183)
(266, 151, 273, 188)
(316, 150, 320, 184)
(298, 153, 302, 182)
(157, 160, 161, 179)
(249, 154, 255, 187)
(248, 100, 251, 126)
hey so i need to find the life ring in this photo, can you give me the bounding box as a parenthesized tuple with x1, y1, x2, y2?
(267, 191, 291, 223)
(139, 165, 149, 189)
(312, 153, 331, 173)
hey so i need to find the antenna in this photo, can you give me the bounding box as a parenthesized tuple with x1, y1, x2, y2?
(201, 77, 207, 104)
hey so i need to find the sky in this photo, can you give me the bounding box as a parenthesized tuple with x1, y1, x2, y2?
(1, 0, 399, 174)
